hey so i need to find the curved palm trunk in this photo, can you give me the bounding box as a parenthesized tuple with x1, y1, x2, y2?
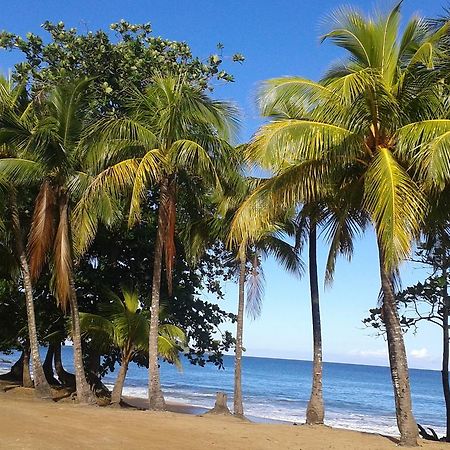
(54, 342, 76, 388)
(111, 357, 130, 405)
(378, 241, 418, 446)
(10, 192, 52, 398)
(306, 221, 324, 425)
(43, 344, 60, 386)
(233, 255, 246, 417)
(0, 352, 23, 382)
(148, 178, 168, 411)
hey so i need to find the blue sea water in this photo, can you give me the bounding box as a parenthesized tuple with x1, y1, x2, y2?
(0, 348, 445, 437)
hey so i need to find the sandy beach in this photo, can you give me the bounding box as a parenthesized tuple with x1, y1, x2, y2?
(0, 386, 447, 450)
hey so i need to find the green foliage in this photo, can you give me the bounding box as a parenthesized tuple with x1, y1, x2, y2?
(75, 198, 236, 370)
(0, 20, 242, 115)
(230, 3, 450, 275)
(79, 286, 186, 366)
(0, 23, 240, 375)
(0, 279, 27, 353)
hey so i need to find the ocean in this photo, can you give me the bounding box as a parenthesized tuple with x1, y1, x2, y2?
(0, 348, 446, 437)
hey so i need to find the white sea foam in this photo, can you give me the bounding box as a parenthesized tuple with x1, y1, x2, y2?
(1, 352, 446, 438)
(120, 384, 445, 437)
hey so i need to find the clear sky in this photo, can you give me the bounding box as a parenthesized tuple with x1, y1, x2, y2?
(0, 0, 446, 370)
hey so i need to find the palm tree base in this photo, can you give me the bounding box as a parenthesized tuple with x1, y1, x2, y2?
(148, 391, 166, 411)
(306, 400, 324, 425)
(34, 384, 54, 400)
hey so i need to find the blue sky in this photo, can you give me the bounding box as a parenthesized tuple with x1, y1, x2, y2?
(0, 0, 446, 369)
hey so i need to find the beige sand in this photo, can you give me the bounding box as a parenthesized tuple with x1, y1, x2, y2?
(0, 387, 447, 450)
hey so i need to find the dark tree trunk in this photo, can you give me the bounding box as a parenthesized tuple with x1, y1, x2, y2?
(10, 192, 52, 398)
(306, 221, 324, 425)
(378, 241, 418, 447)
(148, 178, 168, 411)
(22, 344, 33, 388)
(0, 352, 24, 382)
(54, 342, 75, 388)
(233, 255, 246, 417)
(442, 266, 450, 442)
(43, 344, 60, 386)
(87, 350, 100, 378)
(111, 357, 129, 405)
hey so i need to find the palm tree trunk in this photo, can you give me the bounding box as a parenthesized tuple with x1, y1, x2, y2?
(43, 344, 60, 386)
(111, 357, 130, 405)
(57, 196, 95, 404)
(234, 255, 246, 417)
(306, 220, 324, 425)
(69, 277, 96, 404)
(442, 266, 450, 442)
(378, 241, 418, 446)
(148, 178, 168, 411)
(54, 342, 76, 388)
(22, 343, 33, 388)
(10, 192, 52, 398)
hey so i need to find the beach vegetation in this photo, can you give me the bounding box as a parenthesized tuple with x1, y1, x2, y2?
(0, 4, 448, 447)
(79, 286, 186, 405)
(228, 3, 450, 445)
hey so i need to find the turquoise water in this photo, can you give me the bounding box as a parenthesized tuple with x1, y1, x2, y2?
(1, 349, 445, 437)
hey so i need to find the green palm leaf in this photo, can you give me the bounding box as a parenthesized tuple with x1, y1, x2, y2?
(364, 147, 426, 270)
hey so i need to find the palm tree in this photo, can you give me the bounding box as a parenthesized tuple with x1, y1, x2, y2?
(78, 75, 238, 409)
(229, 4, 450, 445)
(0, 76, 52, 398)
(232, 234, 301, 417)
(295, 201, 366, 425)
(0, 79, 116, 404)
(199, 175, 302, 417)
(79, 287, 186, 405)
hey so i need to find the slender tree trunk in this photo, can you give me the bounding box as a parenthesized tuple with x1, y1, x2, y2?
(378, 241, 418, 446)
(69, 279, 96, 404)
(148, 178, 168, 410)
(234, 255, 246, 417)
(306, 221, 324, 425)
(10, 192, 52, 398)
(57, 196, 95, 404)
(43, 344, 60, 386)
(111, 357, 130, 405)
(442, 266, 450, 442)
(54, 342, 75, 388)
(22, 343, 33, 388)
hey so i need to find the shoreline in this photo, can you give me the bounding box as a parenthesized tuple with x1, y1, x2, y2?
(123, 395, 289, 424)
(0, 387, 445, 449)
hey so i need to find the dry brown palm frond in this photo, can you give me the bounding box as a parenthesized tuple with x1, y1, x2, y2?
(28, 180, 57, 280)
(51, 197, 73, 312)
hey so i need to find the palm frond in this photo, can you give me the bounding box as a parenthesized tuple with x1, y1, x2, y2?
(363, 147, 426, 270)
(396, 119, 450, 189)
(248, 119, 357, 170)
(245, 253, 265, 320)
(28, 181, 57, 280)
(128, 150, 165, 226)
(0, 158, 45, 185)
(50, 198, 73, 312)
